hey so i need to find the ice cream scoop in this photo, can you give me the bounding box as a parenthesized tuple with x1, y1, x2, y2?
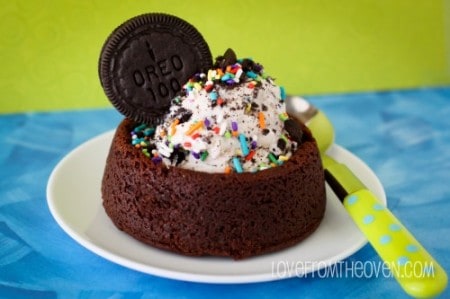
(286, 96, 447, 299)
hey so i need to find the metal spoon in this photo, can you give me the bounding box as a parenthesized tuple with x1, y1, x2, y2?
(286, 96, 447, 299)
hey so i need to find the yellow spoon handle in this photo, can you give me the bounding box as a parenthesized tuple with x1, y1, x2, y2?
(344, 189, 448, 298)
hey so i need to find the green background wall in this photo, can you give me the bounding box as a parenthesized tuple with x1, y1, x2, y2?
(1, 0, 449, 113)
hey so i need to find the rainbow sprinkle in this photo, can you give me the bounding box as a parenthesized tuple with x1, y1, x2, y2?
(181, 57, 265, 99)
(232, 157, 243, 173)
(238, 134, 250, 156)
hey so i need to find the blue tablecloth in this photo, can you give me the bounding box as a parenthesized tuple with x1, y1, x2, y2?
(0, 87, 449, 298)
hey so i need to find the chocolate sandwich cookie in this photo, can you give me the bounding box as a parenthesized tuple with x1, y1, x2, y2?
(99, 13, 213, 125)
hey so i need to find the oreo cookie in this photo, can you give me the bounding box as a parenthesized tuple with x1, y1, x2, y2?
(99, 13, 213, 125)
(284, 118, 304, 143)
(214, 48, 237, 69)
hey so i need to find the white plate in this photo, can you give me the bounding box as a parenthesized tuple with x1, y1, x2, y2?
(46, 130, 386, 284)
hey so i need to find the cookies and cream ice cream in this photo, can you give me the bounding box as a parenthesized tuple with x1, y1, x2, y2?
(131, 49, 302, 173)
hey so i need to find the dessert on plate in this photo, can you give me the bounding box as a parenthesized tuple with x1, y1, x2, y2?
(99, 13, 326, 259)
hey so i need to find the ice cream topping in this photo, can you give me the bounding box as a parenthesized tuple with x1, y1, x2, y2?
(130, 49, 303, 173)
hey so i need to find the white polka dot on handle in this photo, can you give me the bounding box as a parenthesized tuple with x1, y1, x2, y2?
(406, 244, 419, 253)
(397, 256, 409, 266)
(373, 203, 385, 211)
(389, 223, 401, 232)
(380, 235, 392, 245)
(347, 195, 358, 205)
(363, 214, 375, 224)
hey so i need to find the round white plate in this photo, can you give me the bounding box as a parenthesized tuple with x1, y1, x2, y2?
(47, 130, 386, 284)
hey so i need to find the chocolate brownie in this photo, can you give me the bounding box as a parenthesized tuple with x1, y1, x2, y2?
(102, 118, 326, 259)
